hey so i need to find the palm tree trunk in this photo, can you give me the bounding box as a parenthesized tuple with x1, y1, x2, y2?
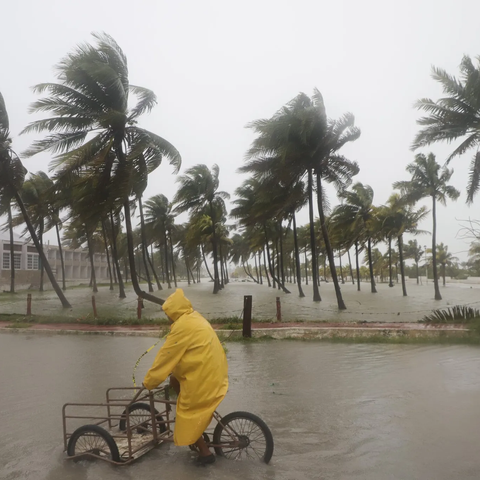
(201, 244, 215, 282)
(442, 264, 446, 287)
(398, 235, 407, 296)
(292, 213, 305, 297)
(388, 236, 394, 287)
(258, 252, 263, 284)
(279, 223, 285, 286)
(254, 253, 259, 283)
(338, 251, 345, 284)
(114, 137, 164, 305)
(14, 192, 71, 308)
(209, 203, 221, 294)
(264, 228, 290, 293)
(189, 265, 196, 284)
(55, 223, 66, 291)
(164, 225, 172, 289)
(367, 237, 377, 293)
(355, 241, 361, 291)
(109, 212, 126, 298)
(123, 199, 165, 306)
(138, 197, 154, 292)
(149, 245, 162, 290)
(263, 247, 271, 287)
(431, 195, 442, 300)
(169, 230, 177, 288)
(270, 241, 276, 289)
(243, 262, 258, 283)
(347, 249, 355, 285)
(86, 229, 98, 293)
(275, 240, 281, 290)
(8, 204, 15, 293)
(39, 220, 44, 292)
(101, 220, 114, 291)
(185, 255, 191, 285)
(307, 169, 321, 301)
(218, 242, 225, 288)
(416, 261, 419, 284)
(304, 248, 308, 285)
(316, 172, 345, 309)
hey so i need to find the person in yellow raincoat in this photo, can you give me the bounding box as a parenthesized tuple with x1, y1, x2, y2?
(143, 288, 228, 464)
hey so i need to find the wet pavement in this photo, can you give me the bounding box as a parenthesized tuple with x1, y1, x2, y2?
(1, 335, 480, 479)
(1, 279, 480, 323)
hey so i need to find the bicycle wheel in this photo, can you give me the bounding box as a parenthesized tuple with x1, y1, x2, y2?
(67, 424, 120, 462)
(119, 402, 167, 434)
(213, 411, 274, 464)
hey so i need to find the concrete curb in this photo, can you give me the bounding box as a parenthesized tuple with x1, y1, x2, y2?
(0, 325, 470, 340)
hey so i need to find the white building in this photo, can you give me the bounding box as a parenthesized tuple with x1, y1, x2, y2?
(0, 231, 109, 288)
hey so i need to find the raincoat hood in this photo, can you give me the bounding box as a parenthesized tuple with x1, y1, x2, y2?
(162, 288, 194, 322)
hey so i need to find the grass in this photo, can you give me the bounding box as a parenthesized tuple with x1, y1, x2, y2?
(4, 323, 32, 329)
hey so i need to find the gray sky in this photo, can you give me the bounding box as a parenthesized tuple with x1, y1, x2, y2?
(2, 0, 480, 262)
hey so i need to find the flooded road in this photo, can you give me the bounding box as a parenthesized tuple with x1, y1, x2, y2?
(2, 280, 480, 322)
(1, 335, 480, 479)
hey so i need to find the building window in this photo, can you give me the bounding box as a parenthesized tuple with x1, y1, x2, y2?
(27, 254, 39, 270)
(2, 253, 21, 269)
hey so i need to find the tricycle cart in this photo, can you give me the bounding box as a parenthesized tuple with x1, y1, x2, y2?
(62, 386, 274, 465)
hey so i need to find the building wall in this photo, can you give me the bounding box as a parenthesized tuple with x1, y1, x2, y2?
(0, 237, 110, 287)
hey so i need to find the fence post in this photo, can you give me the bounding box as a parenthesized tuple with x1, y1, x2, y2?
(137, 297, 142, 320)
(243, 295, 252, 338)
(92, 295, 98, 318)
(27, 294, 32, 316)
(276, 297, 281, 322)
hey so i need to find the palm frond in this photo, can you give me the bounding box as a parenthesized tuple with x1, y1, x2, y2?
(467, 151, 480, 204)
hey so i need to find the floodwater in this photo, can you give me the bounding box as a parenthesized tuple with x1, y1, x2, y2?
(1, 335, 480, 479)
(1, 279, 480, 322)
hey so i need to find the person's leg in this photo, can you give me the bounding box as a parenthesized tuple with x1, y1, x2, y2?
(195, 435, 212, 457)
(195, 435, 215, 464)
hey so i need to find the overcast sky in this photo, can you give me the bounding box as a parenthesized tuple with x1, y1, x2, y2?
(2, 0, 479, 262)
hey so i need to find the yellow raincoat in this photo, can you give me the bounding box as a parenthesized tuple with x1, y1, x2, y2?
(143, 289, 229, 446)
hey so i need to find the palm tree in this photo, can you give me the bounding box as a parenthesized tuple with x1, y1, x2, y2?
(243, 89, 360, 308)
(403, 240, 425, 284)
(21, 33, 181, 306)
(412, 56, 480, 203)
(230, 177, 291, 292)
(0, 93, 70, 307)
(174, 164, 229, 294)
(144, 194, 174, 289)
(337, 183, 378, 293)
(468, 241, 480, 274)
(378, 193, 428, 296)
(435, 243, 458, 286)
(394, 153, 460, 300)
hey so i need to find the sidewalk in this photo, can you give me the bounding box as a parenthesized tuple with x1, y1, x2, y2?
(0, 320, 469, 340)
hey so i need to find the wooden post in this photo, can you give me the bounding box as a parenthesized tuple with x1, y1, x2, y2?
(137, 296, 142, 320)
(27, 294, 32, 316)
(276, 297, 281, 322)
(243, 295, 252, 338)
(92, 295, 98, 318)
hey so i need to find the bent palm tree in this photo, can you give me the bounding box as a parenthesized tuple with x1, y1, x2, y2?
(0, 93, 71, 307)
(413, 56, 480, 203)
(174, 164, 229, 294)
(394, 153, 460, 300)
(21, 33, 181, 306)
